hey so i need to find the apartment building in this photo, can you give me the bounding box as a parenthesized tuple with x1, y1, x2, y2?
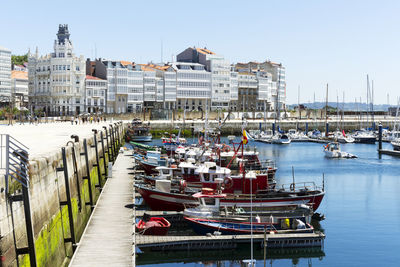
(87, 59, 144, 113)
(11, 70, 29, 108)
(28, 25, 86, 115)
(85, 75, 107, 113)
(0, 46, 11, 105)
(235, 61, 286, 112)
(177, 47, 234, 111)
(170, 62, 211, 111)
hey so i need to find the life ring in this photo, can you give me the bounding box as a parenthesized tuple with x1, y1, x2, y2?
(223, 177, 234, 189)
(223, 145, 231, 153)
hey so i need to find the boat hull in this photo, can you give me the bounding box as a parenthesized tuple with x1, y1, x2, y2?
(136, 185, 325, 212)
(185, 217, 313, 235)
(131, 135, 152, 142)
(354, 137, 376, 144)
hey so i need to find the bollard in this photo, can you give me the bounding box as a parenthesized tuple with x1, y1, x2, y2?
(378, 123, 382, 151)
(108, 162, 113, 178)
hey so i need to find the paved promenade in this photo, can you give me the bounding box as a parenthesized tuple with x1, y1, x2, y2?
(69, 149, 134, 267)
(0, 121, 125, 158)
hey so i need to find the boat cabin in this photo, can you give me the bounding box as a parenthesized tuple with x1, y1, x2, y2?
(326, 142, 339, 152)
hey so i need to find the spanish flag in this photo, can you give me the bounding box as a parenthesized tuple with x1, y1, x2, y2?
(242, 129, 248, 145)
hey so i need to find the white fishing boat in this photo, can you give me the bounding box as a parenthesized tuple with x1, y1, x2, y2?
(324, 142, 357, 158)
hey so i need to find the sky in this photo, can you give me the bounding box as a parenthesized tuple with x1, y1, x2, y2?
(1, 0, 400, 105)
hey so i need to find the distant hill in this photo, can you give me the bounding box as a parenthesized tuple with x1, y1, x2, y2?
(288, 102, 393, 111)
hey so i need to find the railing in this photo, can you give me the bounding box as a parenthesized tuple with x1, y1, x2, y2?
(278, 181, 323, 192)
(0, 134, 37, 266)
(0, 134, 30, 191)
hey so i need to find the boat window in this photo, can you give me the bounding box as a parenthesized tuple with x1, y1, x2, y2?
(184, 168, 188, 174)
(203, 173, 210, 181)
(204, 198, 216, 206)
(162, 169, 169, 175)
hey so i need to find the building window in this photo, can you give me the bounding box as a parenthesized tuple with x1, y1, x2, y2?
(76, 66, 80, 71)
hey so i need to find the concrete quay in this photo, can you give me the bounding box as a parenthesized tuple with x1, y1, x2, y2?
(0, 121, 125, 267)
(147, 116, 398, 135)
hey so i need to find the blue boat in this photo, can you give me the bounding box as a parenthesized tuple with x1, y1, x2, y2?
(185, 217, 313, 235)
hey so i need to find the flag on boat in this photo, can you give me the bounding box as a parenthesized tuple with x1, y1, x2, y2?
(242, 129, 249, 145)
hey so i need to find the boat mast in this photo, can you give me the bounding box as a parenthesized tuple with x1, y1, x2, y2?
(366, 75, 370, 129)
(325, 84, 328, 136)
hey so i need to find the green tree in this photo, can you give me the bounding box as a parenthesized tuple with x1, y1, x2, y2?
(11, 54, 28, 66)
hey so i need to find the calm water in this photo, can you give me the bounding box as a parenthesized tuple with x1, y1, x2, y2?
(136, 139, 400, 266)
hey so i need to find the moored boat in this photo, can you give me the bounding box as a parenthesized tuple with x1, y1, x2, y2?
(136, 214, 171, 235)
(185, 216, 313, 235)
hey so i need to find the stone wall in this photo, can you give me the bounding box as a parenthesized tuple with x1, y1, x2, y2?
(0, 122, 125, 267)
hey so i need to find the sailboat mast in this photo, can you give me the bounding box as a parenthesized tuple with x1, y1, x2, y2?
(325, 83, 328, 132)
(366, 75, 370, 128)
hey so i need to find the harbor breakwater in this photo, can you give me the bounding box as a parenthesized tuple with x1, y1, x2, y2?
(0, 122, 125, 267)
(148, 116, 397, 135)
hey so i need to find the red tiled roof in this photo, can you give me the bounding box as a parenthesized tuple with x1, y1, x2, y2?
(86, 75, 104, 80)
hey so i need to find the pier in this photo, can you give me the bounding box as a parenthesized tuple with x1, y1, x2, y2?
(136, 232, 325, 251)
(69, 149, 134, 266)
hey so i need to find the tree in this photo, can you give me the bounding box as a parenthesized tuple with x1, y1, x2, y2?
(11, 54, 28, 66)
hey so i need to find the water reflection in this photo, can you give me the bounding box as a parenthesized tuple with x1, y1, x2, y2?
(136, 246, 325, 266)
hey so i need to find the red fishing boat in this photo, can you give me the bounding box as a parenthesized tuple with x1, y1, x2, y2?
(135, 214, 171, 236)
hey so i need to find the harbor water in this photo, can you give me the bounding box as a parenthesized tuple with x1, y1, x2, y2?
(136, 139, 400, 266)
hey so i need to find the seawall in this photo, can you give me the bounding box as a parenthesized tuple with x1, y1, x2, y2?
(0, 122, 125, 267)
(148, 117, 397, 135)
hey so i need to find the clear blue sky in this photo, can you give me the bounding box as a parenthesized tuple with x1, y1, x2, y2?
(1, 0, 399, 105)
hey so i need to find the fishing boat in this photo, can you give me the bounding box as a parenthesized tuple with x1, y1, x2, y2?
(324, 142, 357, 158)
(135, 176, 324, 212)
(183, 190, 314, 220)
(136, 214, 171, 236)
(126, 119, 152, 142)
(185, 216, 313, 235)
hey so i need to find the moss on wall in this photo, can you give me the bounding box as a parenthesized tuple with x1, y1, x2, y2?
(18, 147, 112, 267)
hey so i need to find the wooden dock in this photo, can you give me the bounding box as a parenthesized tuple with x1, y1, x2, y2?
(378, 149, 400, 157)
(136, 232, 325, 251)
(69, 150, 134, 267)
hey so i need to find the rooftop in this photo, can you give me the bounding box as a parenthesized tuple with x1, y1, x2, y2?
(196, 47, 215, 55)
(86, 75, 105, 80)
(11, 70, 28, 80)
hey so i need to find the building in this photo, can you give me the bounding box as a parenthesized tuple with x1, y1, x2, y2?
(177, 47, 234, 111)
(0, 46, 11, 106)
(87, 59, 145, 113)
(11, 70, 29, 108)
(170, 62, 211, 111)
(28, 24, 86, 115)
(85, 75, 107, 113)
(235, 61, 286, 113)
